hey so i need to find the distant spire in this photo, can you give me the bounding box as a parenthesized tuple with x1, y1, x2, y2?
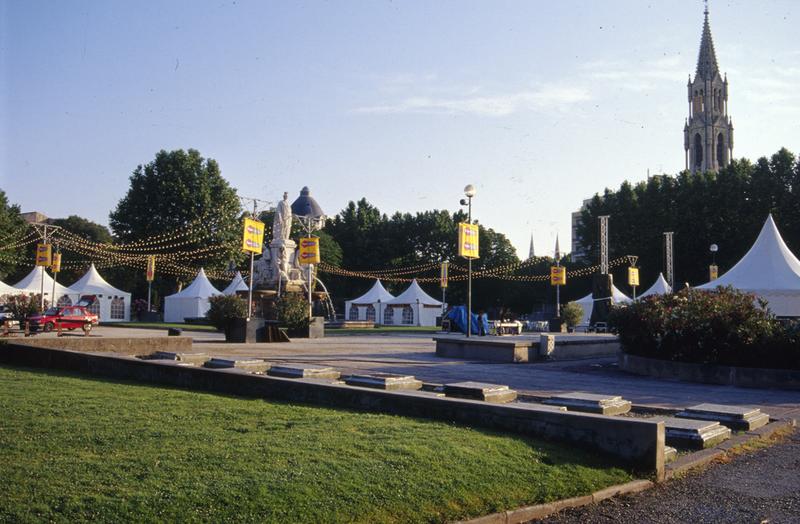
(554, 234, 561, 261)
(695, 1, 719, 80)
(528, 233, 535, 259)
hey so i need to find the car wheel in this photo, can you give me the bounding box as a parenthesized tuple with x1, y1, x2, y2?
(44, 322, 54, 332)
(82, 323, 92, 333)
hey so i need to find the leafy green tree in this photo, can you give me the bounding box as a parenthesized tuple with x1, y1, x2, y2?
(0, 190, 27, 280)
(48, 215, 113, 284)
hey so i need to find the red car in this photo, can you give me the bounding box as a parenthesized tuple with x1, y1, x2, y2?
(28, 305, 99, 333)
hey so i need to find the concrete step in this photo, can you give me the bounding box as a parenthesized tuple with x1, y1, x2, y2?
(152, 351, 210, 365)
(443, 381, 518, 403)
(204, 357, 270, 372)
(543, 392, 632, 415)
(675, 403, 770, 431)
(659, 416, 731, 449)
(345, 373, 423, 391)
(267, 364, 341, 380)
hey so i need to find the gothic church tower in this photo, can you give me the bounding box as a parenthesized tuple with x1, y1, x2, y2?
(684, 5, 734, 173)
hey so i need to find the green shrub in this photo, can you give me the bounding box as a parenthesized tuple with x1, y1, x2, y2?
(206, 295, 248, 331)
(609, 286, 799, 369)
(277, 293, 310, 331)
(561, 302, 583, 328)
(2, 293, 47, 319)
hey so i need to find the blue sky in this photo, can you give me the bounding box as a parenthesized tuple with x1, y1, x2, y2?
(2, 0, 798, 258)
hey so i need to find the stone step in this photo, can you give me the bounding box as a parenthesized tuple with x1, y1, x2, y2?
(659, 416, 731, 449)
(675, 403, 770, 431)
(267, 364, 341, 380)
(443, 381, 517, 403)
(204, 357, 271, 372)
(543, 392, 632, 415)
(152, 351, 210, 365)
(664, 446, 678, 464)
(345, 373, 423, 391)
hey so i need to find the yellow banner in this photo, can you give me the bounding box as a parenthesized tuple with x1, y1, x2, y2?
(298, 237, 320, 265)
(550, 266, 566, 286)
(709, 264, 718, 281)
(35, 243, 52, 266)
(146, 255, 156, 282)
(242, 217, 265, 254)
(50, 252, 62, 273)
(458, 223, 479, 259)
(628, 267, 640, 287)
(440, 261, 449, 289)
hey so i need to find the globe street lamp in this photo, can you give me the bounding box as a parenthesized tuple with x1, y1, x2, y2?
(709, 243, 719, 281)
(461, 184, 476, 337)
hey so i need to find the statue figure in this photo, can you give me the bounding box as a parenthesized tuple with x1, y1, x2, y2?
(273, 192, 292, 242)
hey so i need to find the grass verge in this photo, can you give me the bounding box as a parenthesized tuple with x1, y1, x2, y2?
(100, 321, 218, 332)
(0, 365, 633, 523)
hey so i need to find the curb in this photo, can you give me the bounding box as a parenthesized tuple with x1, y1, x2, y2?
(453, 479, 654, 524)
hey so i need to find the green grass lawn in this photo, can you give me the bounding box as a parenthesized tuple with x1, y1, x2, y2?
(100, 321, 218, 332)
(0, 365, 634, 523)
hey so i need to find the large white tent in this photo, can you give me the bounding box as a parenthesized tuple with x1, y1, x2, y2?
(69, 264, 131, 322)
(345, 279, 395, 323)
(0, 279, 16, 297)
(574, 285, 631, 326)
(222, 271, 248, 296)
(384, 279, 443, 326)
(11, 266, 80, 306)
(697, 215, 800, 316)
(164, 268, 221, 323)
(639, 273, 672, 299)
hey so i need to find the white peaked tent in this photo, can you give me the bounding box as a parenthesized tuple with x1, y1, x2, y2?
(12, 266, 80, 306)
(385, 279, 443, 326)
(639, 273, 672, 299)
(0, 279, 17, 297)
(574, 285, 631, 326)
(697, 215, 800, 316)
(222, 271, 249, 296)
(345, 279, 395, 323)
(69, 264, 132, 322)
(164, 268, 221, 323)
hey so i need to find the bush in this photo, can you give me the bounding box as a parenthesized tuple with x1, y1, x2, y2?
(276, 293, 310, 332)
(561, 302, 583, 328)
(206, 295, 248, 331)
(2, 293, 47, 320)
(609, 286, 799, 369)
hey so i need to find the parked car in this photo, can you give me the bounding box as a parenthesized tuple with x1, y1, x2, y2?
(28, 305, 99, 333)
(0, 304, 18, 328)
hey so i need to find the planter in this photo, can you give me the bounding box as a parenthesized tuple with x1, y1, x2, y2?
(286, 316, 325, 339)
(548, 317, 566, 333)
(224, 318, 266, 343)
(137, 311, 160, 322)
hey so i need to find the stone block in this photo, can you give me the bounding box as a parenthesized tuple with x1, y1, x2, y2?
(543, 392, 631, 415)
(675, 403, 770, 431)
(443, 381, 517, 403)
(539, 334, 555, 356)
(204, 357, 271, 372)
(660, 416, 731, 449)
(664, 446, 677, 463)
(345, 373, 423, 391)
(267, 364, 341, 379)
(152, 351, 210, 365)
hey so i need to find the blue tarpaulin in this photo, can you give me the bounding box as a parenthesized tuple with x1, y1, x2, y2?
(446, 305, 488, 335)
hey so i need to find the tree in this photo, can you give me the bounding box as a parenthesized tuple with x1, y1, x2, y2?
(49, 215, 114, 284)
(0, 190, 28, 281)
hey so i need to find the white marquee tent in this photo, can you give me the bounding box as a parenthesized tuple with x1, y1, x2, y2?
(164, 268, 221, 323)
(11, 266, 80, 306)
(384, 279, 443, 326)
(639, 273, 672, 299)
(222, 271, 249, 296)
(69, 264, 132, 322)
(574, 284, 631, 326)
(0, 279, 16, 297)
(697, 215, 800, 316)
(345, 279, 394, 323)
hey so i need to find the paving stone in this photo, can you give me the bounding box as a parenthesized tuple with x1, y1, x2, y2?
(443, 381, 517, 403)
(152, 351, 210, 365)
(267, 364, 341, 379)
(204, 357, 270, 372)
(659, 416, 731, 449)
(543, 391, 632, 415)
(675, 403, 770, 431)
(345, 372, 423, 390)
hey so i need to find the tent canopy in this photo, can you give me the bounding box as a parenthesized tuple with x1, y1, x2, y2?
(166, 268, 221, 299)
(348, 279, 395, 304)
(0, 279, 16, 296)
(639, 273, 672, 298)
(574, 284, 631, 325)
(386, 279, 442, 306)
(11, 266, 79, 299)
(223, 271, 249, 296)
(69, 264, 130, 297)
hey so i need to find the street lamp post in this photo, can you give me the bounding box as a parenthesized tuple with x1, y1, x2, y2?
(709, 243, 719, 281)
(461, 184, 476, 338)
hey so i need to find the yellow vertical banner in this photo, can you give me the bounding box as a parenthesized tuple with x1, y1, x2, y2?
(146, 255, 156, 282)
(440, 261, 449, 288)
(35, 243, 52, 266)
(298, 237, 320, 265)
(550, 266, 566, 286)
(242, 217, 265, 254)
(457, 223, 479, 259)
(50, 252, 62, 273)
(628, 267, 640, 287)
(709, 264, 718, 281)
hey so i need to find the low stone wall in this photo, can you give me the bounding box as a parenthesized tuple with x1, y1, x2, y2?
(6, 336, 192, 355)
(0, 342, 664, 478)
(619, 353, 800, 390)
(434, 335, 620, 363)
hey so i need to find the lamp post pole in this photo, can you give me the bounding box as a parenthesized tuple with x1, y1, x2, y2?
(467, 194, 472, 338)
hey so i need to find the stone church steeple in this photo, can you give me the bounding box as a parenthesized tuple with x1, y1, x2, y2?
(684, 5, 734, 173)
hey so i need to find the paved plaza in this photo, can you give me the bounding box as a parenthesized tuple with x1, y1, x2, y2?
(51, 327, 800, 421)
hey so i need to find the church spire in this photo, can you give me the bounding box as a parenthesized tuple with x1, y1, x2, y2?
(528, 233, 535, 259)
(695, 2, 719, 80)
